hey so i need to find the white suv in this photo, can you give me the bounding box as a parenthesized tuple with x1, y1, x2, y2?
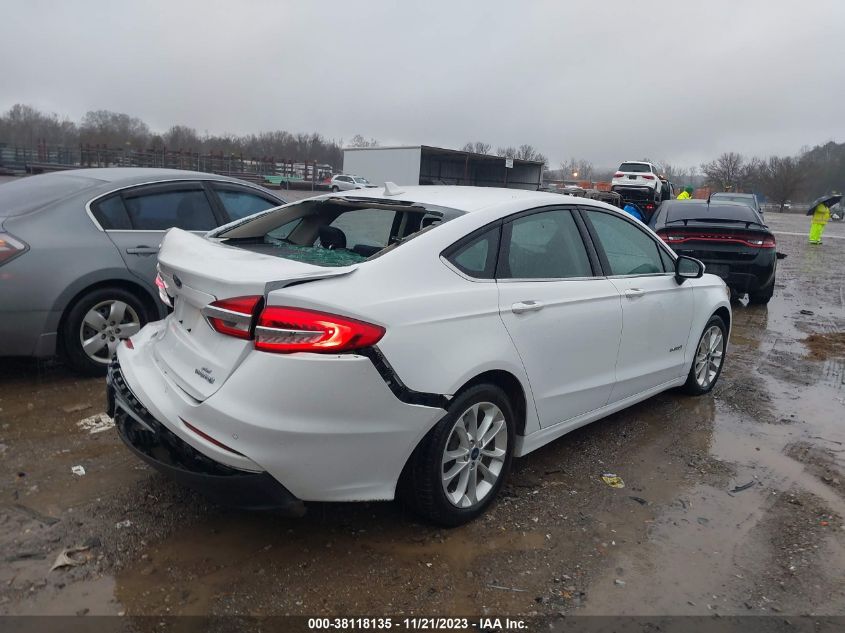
(330, 174, 375, 192)
(109, 185, 730, 526)
(611, 161, 662, 203)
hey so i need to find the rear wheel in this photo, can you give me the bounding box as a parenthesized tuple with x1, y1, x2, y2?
(749, 284, 774, 305)
(61, 287, 150, 376)
(403, 384, 515, 526)
(681, 315, 727, 395)
(331, 185, 339, 192)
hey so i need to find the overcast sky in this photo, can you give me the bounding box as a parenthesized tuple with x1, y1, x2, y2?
(1, 0, 843, 169)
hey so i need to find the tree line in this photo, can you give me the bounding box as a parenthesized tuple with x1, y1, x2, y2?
(0, 104, 348, 167)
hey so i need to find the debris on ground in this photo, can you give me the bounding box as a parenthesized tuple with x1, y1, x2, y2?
(614, 579, 626, 587)
(49, 546, 90, 572)
(730, 481, 756, 493)
(628, 496, 648, 505)
(601, 474, 625, 489)
(70, 465, 86, 476)
(76, 412, 114, 434)
(114, 519, 132, 529)
(487, 584, 527, 592)
(799, 309, 815, 316)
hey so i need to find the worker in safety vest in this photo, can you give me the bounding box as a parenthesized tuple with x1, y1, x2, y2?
(809, 202, 831, 245)
(677, 186, 694, 200)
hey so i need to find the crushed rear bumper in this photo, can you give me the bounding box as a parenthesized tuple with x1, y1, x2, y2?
(107, 360, 306, 515)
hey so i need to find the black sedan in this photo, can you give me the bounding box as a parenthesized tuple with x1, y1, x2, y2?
(650, 200, 780, 304)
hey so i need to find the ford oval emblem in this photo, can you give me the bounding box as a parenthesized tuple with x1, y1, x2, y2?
(172, 274, 183, 288)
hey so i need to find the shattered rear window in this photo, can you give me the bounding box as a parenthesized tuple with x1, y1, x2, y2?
(264, 239, 368, 267)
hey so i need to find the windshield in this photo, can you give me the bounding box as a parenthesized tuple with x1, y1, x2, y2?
(222, 199, 450, 267)
(618, 163, 652, 173)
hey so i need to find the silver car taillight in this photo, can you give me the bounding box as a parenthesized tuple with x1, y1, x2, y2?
(0, 232, 28, 266)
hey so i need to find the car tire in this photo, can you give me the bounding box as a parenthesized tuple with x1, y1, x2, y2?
(403, 384, 515, 527)
(331, 185, 339, 192)
(61, 287, 150, 376)
(681, 314, 727, 395)
(749, 284, 774, 305)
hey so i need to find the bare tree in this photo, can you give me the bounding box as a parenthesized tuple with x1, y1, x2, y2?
(163, 125, 202, 151)
(496, 146, 517, 158)
(558, 158, 593, 181)
(348, 134, 379, 148)
(0, 103, 78, 146)
(751, 156, 806, 212)
(79, 109, 151, 148)
(701, 152, 746, 191)
(461, 141, 492, 155)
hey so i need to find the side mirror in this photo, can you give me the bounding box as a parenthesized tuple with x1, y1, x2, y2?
(675, 255, 704, 283)
(776, 252, 787, 260)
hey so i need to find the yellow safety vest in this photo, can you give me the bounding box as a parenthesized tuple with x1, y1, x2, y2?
(677, 191, 691, 200)
(812, 203, 830, 224)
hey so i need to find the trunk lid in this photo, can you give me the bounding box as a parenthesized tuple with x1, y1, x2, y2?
(152, 228, 357, 400)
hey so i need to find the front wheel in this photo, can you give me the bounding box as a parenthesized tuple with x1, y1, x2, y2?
(403, 384, 515, 526)
(681, 315, 727, 395)
(61, 287, 149, 376)
(331, 185, 339, 192)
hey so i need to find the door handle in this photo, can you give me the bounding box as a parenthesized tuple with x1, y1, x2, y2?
(512, 300, 544, 314)
(624, 288, 645, 299)
(126, 246, 159, 255)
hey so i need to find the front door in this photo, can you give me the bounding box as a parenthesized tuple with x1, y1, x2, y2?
(495, 207, 623, 427)
(581, 208, 694, 402)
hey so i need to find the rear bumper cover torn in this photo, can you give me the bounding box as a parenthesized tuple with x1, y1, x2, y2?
(107, 360, 306, 515)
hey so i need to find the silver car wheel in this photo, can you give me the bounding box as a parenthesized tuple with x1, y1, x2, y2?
(694, 325, 724, 389)
(79, 300, 141, 364)
(441, 401, 508, 509)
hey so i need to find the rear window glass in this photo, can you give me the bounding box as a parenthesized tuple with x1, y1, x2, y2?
(666, 201, 758, 223)
(243, 202, 449, 267)
(618, 163, 652, 173)
(0, 174, 100, 217)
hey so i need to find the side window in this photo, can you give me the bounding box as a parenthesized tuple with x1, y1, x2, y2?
(587, 211, 665, 276)
(214, 187, 279, 221)
(91, 194, 131, 230)
(445, 227, 500, 279)
(500, 209, 592, 279)
(658, 246, 675, 272)
(123, 188, 217, 231)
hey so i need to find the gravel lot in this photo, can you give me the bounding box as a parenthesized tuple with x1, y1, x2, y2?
(0, 202, 844, 618)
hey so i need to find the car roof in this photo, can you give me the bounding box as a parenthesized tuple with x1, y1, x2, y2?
(711, 192, 755, 198)
(39, 167, 251, 186)
(325, 185, 583, 213)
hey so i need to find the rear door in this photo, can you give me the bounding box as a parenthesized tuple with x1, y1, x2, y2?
(494, 206, 623, 427)
(581, 208, 694, 401)
(94, 182, 221, 286)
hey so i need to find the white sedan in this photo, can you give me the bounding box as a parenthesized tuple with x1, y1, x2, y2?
(109, 185, 731, 526)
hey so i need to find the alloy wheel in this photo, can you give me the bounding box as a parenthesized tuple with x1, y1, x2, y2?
(79, 300, 141, 364)
(694, 325, 724, 389)
(441, 401, 508, 508)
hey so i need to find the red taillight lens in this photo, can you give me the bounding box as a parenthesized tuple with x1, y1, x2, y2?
(657, 230, 776, 248)
(0, 232, 28, 266)
(642, 174, 655, 180)
(255, 306, 385, 353)
(155, 272, 173, 308)
(614, 172, 624, 178)
(203, 295, 262, 339)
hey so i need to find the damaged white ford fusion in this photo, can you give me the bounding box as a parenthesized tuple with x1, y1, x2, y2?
(109, 184, 731, 526)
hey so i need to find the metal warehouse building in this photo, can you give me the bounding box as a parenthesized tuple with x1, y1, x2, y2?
(342, 145, 544, 190)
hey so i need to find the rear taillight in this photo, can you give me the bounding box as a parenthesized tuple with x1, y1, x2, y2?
(203, 295, 262, 339)
(255, 306, 384, 353)
(657, 230, 776, 248)
(0, 232, 28, 266)
(614, 172, 624, 178)
(155, 272, 173, 308)
(642, 174, 655, 180)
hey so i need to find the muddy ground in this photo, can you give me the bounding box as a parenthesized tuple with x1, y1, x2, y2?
(1, 212, 844, 619)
